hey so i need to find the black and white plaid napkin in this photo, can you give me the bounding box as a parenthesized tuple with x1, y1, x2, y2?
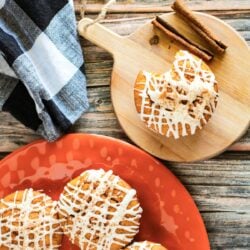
(0, 0, 89, 141)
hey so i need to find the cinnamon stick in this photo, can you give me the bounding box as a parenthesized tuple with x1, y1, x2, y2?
(172, 0, 227, 54)
(152, 16, 213, 61)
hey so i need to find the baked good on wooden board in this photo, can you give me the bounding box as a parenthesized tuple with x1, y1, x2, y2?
(134, 50, 219, 139)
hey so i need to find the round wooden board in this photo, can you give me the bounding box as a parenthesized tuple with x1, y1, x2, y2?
(78, 13, 250, 162)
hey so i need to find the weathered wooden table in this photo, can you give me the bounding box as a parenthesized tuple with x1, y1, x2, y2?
(0, 0, 249, 249)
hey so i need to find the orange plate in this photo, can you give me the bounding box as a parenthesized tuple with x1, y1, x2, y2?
(0, 133, 209, 250)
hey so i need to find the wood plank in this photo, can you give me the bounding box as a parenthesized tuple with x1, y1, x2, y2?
(203, 211, 250, 233)
(208, 232, 250, 249)
(74, 0, 250, 14)
(0, 85, 249, 152)
(204, 212, 250, 248)
(0, 81, 249, 152)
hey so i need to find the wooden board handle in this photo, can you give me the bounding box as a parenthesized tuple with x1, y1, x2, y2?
(78, 18, 124, 56)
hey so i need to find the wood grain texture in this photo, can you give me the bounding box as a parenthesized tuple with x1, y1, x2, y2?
(74, 0, 250, 13)
(0, 0, 249, 248)
(170, 151, 250, 249)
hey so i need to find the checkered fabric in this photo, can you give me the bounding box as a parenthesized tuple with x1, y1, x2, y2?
(0, 0, 89, 141)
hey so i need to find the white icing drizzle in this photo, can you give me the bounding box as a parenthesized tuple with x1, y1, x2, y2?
(0, 188, 62, 250)
(136, 50, 219, 138)
(126, 241, 165, 250)
(58, 169, 142, 250)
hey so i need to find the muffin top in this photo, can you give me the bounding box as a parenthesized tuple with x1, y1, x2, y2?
(58, 169, 142, 250)
(134, 50, 219, 138)
(0, 189, 62, 250)
(125, 241, 167, 250)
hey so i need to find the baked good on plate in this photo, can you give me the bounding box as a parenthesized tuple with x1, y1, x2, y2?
(58, 169, 142, 250)
(0, 189, 62, 250)
(134, 50, 219, 139)
(125, 241, 167, 250)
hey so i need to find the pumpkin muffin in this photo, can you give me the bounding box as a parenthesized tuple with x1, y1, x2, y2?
(58, 169, 143, 250)
(0, 189, 62, 250)
(134, 50, 219, 139)
(125, 241, 167, 250)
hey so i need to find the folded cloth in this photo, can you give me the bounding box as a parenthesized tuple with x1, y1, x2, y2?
(0, 0, 89, 141)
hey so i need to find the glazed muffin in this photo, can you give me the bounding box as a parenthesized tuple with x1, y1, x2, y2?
(134, 50, 219, 139)
(0, 189, 62, 250)
(58, 169, 143, 250)
(125, 241, 167, 250)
